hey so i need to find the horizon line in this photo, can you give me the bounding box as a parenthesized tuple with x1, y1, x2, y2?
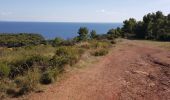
(0, 20, 123, 23)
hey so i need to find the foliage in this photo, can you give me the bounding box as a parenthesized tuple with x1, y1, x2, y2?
(134, 21, 145, 39)
(0, 33, 45, 47)
(40, 68, 59, 84)
(95, 34, 108, 40)
(62, 39, 76, 46)
(90, 30, 97, 39)
(0, 63, 10, 78)
(15, 68, 40, 95)
(51, 37, 64, 47)
(50, 46, 84, 69)
(75, 42, 90, 49)
(0, 79, 16, 98)
(122, 11, 170, 41)
(122, 18, 137, 37)
(91, 49, 108, 56)
(0, 26, 114, 98)
(0, 45, 55, 64)
(10, 55, 49, 78)
(107, 28, 121, 39)
(90, 41, 111, 49)
(110, 40, 116, 44)
(77, 27, 89, 41)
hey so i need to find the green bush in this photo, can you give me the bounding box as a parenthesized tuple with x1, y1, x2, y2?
(110, 40, 116, 44)
(0, 33, 45, 47)
(107, 28, 121, 39)
(15, 68, 40, 95)
(90, 41, 111, 49)
(55, 46, 83, 57)
(50, 46, 84, 69)
(49, 46, 85, 80)
(0, 79, 16, 98)
(52, 37, 64, 47)
(40, 68, 59, 84)
(77, 27, 89, 41)
(76, 42, 90, 49)
(61, 39, 76, 46)
(0, 63, 10, 78)
(26, 55, 49, 67)
(10, 55, 49, 78)
(40, 71, 54, 84)
(91, 49, 109, 56)
(158, 33, 170, 41)
(50, 56, 68, 70)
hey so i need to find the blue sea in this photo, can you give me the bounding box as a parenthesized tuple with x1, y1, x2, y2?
(0, 22, 122, 39)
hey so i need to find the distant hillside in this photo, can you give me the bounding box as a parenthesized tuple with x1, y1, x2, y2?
(0, 33, 45, 47)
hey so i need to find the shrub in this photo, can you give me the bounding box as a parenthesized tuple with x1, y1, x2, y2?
(50, 56, 68, 71)
(0, 63, 10, 78)
(40, 68, 60, 84)
(50, 46, 84, 69)
(10, 55, 49, 78)
(76, 42, 90, 49)
(62, 39, 76, 46)
(26, 55, 49, 68)
(90, 30, 97, 39)
(91, 49, 109, 56)
(54, 46, 84, 57)
(0, 79, 16, 98)
(0, 81, 8, 93)
(90, 41, 111, 49)
(158, 33, 170, 41)
(15, 68, 40, 95)
(107, 28, 121, 39)
(110, 40, 116, 44)
(52, 37, 64, 47)
(77, 27, 89, 41)
(0, 33, 45, 47)
(40, 71, 54, 84)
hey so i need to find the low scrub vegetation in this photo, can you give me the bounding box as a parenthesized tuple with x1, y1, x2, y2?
(0, 10, 169, 99)
(0, 43, 103, 98)
(89, 41, 111, 49)
(51, 46, 84, 67)
(40, 68, 60, 84)
(0, 62, 10, 78)
(0, 33, 45, 47)
(91, 49, 109, 56)
(0, 24, 116, 99)
(15, 68, 40, 95)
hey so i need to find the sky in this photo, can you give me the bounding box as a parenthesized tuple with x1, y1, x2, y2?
(0, 0, 170, 22)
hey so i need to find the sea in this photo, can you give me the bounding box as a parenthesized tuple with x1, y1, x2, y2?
(0, 22, 122, 39)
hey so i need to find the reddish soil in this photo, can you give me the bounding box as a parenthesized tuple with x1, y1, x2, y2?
(16, 40, 170, 100)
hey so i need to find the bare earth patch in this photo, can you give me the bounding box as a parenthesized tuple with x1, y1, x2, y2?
(13, 40, 170, 100)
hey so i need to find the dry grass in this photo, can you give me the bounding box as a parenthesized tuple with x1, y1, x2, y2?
(0, 45, 56, 63)
(135, 40, 170, 50)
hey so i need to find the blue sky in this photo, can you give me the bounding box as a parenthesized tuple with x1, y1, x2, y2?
(0, 0, 170, 22)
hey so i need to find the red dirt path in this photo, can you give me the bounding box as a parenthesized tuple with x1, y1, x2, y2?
(16, 40, 170, 100)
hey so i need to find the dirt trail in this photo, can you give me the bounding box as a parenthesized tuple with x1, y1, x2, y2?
(20, 40, 170, 100)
